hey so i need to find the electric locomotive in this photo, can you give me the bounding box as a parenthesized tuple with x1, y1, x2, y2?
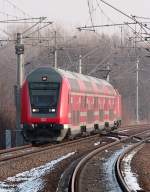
(21, 66, 121, 143)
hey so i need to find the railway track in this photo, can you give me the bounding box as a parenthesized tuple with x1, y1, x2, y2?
(0, 144, 32, 155)
(0, 123, 147, 163)
(116, 137, 150, 192)
(0, 133, 105, 180)
(0, 134, 101, 162)
(0, 144, 35, 162)
(0, 124, 149, 191)
(69, 129, 150, 192)
(0, 123, 143, 161)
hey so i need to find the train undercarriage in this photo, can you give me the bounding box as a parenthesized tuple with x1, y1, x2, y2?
(22, 120, 121, 144)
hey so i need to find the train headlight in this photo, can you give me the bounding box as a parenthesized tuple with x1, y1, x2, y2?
(32, 108, 39, 113)
(49, 108, 56, 112)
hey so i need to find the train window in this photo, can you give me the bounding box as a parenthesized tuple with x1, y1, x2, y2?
(81, 96, 84, 108)
(72, 111, 80, 125)
(99, 110, 104, 121)
(109, 109, 114, 120)
(87, 110, 94, 123)
(78, 96, 87, 109)
(29, 82, 60, 113)
(84, 96, 87, 108)
(30, 82, 59, 90)
(94, 97, 98, 108)
(77, 111, 80, 124)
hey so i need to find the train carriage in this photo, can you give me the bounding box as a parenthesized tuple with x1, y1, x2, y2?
(21, 67, 121, 143)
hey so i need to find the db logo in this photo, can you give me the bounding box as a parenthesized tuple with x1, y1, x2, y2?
(41, 118, 47, 122)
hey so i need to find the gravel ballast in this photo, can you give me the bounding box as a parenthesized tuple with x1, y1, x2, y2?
(131, 143, 150, 191)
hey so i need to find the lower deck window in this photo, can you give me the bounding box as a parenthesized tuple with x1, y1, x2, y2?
(99, 110, 104, 121)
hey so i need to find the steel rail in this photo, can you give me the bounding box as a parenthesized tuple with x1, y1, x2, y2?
(71, 139, 119, 192)
(0, 144, 32, 155)
(71, 129, 150, 192)
(0, 134, 100, 162)
(115, 136, 150, 192)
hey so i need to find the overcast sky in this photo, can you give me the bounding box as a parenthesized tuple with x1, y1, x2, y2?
(0, 0, 149, 36)
(12, 0, 149, 27)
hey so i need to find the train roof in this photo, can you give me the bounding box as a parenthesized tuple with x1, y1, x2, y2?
(27, 67, 118, 96)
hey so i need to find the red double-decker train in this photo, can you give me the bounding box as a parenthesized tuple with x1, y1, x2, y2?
(21, 67, 121, 143)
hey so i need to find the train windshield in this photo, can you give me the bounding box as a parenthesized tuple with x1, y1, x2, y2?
(30, 90, 57, 107)
(29, 82, 60, 113)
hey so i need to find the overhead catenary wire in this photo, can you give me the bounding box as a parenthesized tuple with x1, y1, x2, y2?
(78, 22, 138, 30)
(126, 23, 150, 48)
(0, 17, 49, 23)
(98, 0, 150, 35)
(133, 16, 150, 20)
(79, 0, 150, 48)
(87, 0, 96, 32)
(95, 0, 114, 25)
(22, 17, 47, 35)
(65, 45, 102, 71)
(23, 22, 53, 37)
(3, 0, 31, 17)
(131, 15, 149, 35)
(64, 49, 74, 69)
(98, 0, 138, 22)
(88, 51, 114, 75)
(87, 43, 144, 77)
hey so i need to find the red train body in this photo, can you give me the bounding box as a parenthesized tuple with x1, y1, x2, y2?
(21, 67, 121, 143)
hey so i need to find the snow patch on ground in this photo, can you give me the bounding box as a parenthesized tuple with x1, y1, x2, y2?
(94, 141, 101, 146)
(119, 129, 128, 132)
(122, 149, 143, 191)
(0, 152, 75, 192)
(94, 136, 119, 146)
(102, 149, 123, 192)
(118, 135, 128, 138)
(107, 136, 119, 141)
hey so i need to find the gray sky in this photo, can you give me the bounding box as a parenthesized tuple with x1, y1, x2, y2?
(0, 0, 149, 36)
(11, 0, 150, 27)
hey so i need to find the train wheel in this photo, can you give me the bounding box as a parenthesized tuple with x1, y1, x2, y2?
(94, 124, 100, 134)
(65, 128, 73, 140)
(80, 126, 87, 136)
